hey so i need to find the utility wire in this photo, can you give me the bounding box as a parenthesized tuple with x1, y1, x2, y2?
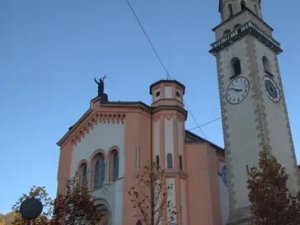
(188, 117, 221, 131)
(184, 102, 207, 138)
(125, 0, 172, 79)
(125, 0, 219, 137)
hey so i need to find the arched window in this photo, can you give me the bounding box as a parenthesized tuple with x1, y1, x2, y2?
(232, 57, 242, 76)
(241, 1, 246, 11)
(110, 150, 119, 181)
(167, 153, 173, 169)
(93, 153, 105, 189)
(262, 56, 271, 74)
(224, 29, 231, 36)
(79, 163, 88, 188)
(234, 24, 241, 31)
(228, 4, 233, 18)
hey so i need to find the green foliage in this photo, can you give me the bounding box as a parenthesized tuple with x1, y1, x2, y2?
(247, 148, 300, 225)
(51, 177, 101, 225)
(128, 161, 178, 225)
(11, 186, 52, 225)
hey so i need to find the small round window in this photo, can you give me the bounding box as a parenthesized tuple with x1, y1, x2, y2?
(156, 90, 161, 97)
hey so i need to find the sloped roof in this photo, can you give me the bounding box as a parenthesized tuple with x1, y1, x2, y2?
(185, 130, 224, 153)
(149, 79, 185, 95)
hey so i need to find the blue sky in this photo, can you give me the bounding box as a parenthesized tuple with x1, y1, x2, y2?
(0, 0, 299, 214)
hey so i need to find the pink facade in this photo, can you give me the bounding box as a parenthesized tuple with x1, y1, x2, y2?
(57, 80, 229, 225)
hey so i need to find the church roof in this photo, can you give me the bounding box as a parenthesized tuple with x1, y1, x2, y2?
(149, 79, 185, 94)
(185, 130, 224, 153)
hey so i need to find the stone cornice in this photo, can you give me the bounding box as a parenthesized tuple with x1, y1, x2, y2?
(210, 21, 282, 55)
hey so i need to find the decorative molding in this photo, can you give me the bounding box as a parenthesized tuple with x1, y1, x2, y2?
(216, 52, 237, 211)
(245, 36, 271, 151)
(71, 113, 126, 146)
(165, 169, 188, 179)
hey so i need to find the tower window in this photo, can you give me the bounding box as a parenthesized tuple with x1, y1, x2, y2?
(156, 90, 161, 97)
(224, 29, 231, 36)
(234, 24, 242, 31)
(167, 153, 173, 169)
(241, 1, 246, 11)
(135, 145, 140, 169)
(262, 56, 272, 75)
(228, 4, 233, 18)
(156, 155, 160, 169)
(232, 57, 242, 77)
(179, 155, 183, 170)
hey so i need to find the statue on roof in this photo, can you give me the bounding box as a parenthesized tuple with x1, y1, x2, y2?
(94, 75, 107, 97)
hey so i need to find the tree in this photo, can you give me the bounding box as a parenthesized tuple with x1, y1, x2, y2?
(12, 186, 53, 225)
(247, 148, 300, 225)
(0, 212, 19, 225)
(128, 162, 178, 225)
(51, 177, 101, 225)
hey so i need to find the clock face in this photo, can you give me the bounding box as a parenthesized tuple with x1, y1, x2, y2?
(263, 76, 280, 102)
(226, 77, 250, 104)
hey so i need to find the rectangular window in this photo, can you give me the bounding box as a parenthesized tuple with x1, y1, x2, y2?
(156, 155, 160, 170)
(179, 155, 183, 170)
(167, 154, 173, 169)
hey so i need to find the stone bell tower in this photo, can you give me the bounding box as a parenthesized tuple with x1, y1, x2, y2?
(210, 0, 299, 224)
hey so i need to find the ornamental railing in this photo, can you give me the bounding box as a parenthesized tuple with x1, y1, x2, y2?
(210, 21, 282, 54)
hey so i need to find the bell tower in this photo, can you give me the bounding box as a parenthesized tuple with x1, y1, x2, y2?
(150, 80, 188, 225)
(210, 0, 299, 224)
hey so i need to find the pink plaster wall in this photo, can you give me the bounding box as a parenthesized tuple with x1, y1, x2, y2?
(185, 143, 222, 225)
(122, 110, 152, 225)
(57, 141, 73, 194)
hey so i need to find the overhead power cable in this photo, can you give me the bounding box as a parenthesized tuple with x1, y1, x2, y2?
(125, 0, 172, 79)
(184, 102, 207, 138)
(188, 117, 222, 131)
(125, 1, 219, 137)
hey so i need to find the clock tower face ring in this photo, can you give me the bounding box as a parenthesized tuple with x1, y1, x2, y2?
(262, 75, 280, 103)
(226, 76, 250, 105)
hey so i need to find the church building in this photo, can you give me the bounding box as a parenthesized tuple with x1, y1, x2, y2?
(56, 1, 299, 225)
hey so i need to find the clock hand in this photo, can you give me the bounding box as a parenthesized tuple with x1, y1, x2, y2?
(230, 88, 243, 92)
